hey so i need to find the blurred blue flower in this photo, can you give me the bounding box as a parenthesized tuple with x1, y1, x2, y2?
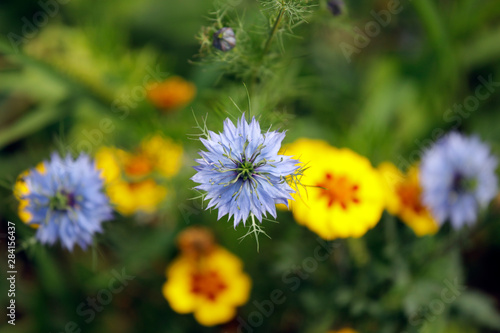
(24, 153, 113, 250)
(420, 133, 498, 228)
(213, 27, 236, 52)
(192, 115, 300, 227)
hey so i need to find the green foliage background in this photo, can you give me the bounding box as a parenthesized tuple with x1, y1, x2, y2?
(1, 0, 500, 332)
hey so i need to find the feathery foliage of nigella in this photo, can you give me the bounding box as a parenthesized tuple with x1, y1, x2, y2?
(23, 153, 113, 250)
(196, 0, 318, 81)
(420, 133, 498, 229)
(191, 114, 302, 247)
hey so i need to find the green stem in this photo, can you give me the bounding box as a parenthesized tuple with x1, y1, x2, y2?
(250, 4, 286, 91)
(459, 26, 500, 69)
(262, 6, 285, 59)
(411, 0, 457, 88)
(238, 212, 271, 252)
(251, 213, 260, 252)
(0, 104, 64, 149)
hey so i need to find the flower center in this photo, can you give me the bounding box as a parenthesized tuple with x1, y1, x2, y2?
(396, 183, 425, 214)
(49, 191, 76, 211)
(237, 160, 255, 181)
(452, 173, 476, 194)
(190, 270, 227, 301)
(317, 173, 360, 209)
(124, 154, 153, 178)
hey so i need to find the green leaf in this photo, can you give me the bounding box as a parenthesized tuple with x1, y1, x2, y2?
(0, 104, 65, 149)
(455, 291, 500, 329)
(419, 316, 447, 333)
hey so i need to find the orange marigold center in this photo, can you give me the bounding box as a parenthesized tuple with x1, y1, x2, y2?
(317, 173, 360, 210)
(124, 154, 153, 177)
(396, 182, 425, 214)
(191, 271, 227, 301)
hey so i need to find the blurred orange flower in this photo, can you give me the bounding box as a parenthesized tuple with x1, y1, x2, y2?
(147, 76, 196, 111)
(378, 162, 439, 236)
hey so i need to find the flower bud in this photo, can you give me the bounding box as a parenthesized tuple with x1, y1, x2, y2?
(327, 0, 345, 16)
(213, 27, 236, 52)
(177, 226, 216, 259)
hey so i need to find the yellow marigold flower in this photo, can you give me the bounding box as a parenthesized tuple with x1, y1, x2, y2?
(95, 135, 182, 215)
(163, 246, 251, 326)
(284, 139, 385, 240)
(140, 135, 183, 178)
(378, 162, 439, 236)
(147, 76, 196, 111)
(95, 147, 122, 184)
(106, 179, 167, 216)
(122, 153, 154, 179)
(14, 163, 46, 226)
(15, 172, 33, 224)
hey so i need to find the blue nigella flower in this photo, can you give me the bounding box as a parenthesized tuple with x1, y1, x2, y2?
(192, 114, 300, 227)
(23, 153, 113, 250)
(420, 132, 498, 228)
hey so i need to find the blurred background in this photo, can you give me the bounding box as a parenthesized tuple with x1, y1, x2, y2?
(1, 0, 500, 332)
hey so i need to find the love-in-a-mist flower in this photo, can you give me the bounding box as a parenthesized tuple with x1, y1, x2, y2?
(17, 153, 112, 250)
(378, 162, 439, 236)
(192, 114, 301, 227)
(420, 133, 498, 228)
(282, 139, 385, 240)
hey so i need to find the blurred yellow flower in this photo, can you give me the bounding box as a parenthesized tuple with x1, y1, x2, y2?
(14, 163, 46, 226)
(95, 147, 122, 183)
(95, 135, 182, 215)
(106, 179, 167, 216)
(378, 162, 439, 236)
(283, 139, 385, 240)
(140, 135, 183, 177)
(162, 245, 251, 326)
(147, 76, 196, 111)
